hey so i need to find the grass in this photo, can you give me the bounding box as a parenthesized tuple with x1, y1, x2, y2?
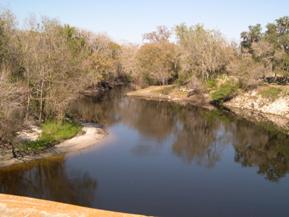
(22, 120, 82, 151)
(206, 79, 218, 89)
(259, 86, 282, 101)
(210, 82, 239, 103)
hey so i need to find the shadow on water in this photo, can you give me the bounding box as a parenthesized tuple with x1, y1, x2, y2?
(0, 156, 97, 207)
(71, 89, 289, 181)
(1, 88, 289, 216)
(72, 91, 289, 181)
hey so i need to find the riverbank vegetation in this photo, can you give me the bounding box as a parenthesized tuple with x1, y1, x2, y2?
(0, 10, 125, 149)
(21, 121, 82, 151)
(1, 9, 289, 152)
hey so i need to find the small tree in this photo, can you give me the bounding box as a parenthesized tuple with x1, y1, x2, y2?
(136, 42, 178, 85)
(120, 43, 138, 82)
(135, 26, 179, 86)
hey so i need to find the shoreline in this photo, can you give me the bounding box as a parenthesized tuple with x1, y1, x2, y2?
(127, 86, 289, 134)
(224, 105, 289, 134)
(0, 123, 107, 169)
(126, 85, 214, 110)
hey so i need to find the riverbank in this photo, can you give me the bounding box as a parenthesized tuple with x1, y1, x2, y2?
(0, 123, 107, 168)
(127, 84, 289, 134)
(224, 85, 289, 133)
(0, 194, 147, 217)
(127, 85, 214, 110)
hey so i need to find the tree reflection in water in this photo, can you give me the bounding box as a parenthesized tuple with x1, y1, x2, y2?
(231, 121, 289, 182)
(70, 88, 289, 181)
(171, 109, 231, 167)
(119, 101, 232, 168)
(0, 156, 97, 206)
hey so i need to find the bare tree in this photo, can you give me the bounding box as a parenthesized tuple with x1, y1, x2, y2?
(176, 24, 234, 81)
(143, 26, 171, 43)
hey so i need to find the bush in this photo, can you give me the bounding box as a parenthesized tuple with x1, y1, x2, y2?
(210, 82, 239, 103)
(22, 120, 82, 150)
(186, 76, 205, 95)
(206, 79, 217, 89)
(176, 72, 191, 86)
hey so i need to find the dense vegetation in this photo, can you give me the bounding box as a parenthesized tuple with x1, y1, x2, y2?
(0, 11, 124, 147)
(0, 9, 289, 148)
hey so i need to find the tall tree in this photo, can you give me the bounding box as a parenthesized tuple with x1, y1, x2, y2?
(176, 24, 233, 81)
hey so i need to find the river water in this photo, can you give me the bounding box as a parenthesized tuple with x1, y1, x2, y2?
(1, 89, 289, 217)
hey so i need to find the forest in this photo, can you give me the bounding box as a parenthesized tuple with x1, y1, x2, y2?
(0, 9, 289, 149)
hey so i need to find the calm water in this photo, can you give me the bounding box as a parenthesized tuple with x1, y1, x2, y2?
(1, 89, 289, 217)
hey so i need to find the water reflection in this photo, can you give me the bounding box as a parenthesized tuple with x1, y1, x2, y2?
(0, 156, 97, 206)
(70, 89, 289, 181)
(120, 99, 177, 141)
(232, 122, 289, 181)
(172, 110, 230, 167)
(1, 89, 289, 217)
(69, 90, 124, 125)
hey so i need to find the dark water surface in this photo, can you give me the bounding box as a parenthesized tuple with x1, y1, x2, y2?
(1, 89, 289, 217)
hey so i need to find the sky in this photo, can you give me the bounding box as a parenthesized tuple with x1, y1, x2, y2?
(1, 0, 289, 43)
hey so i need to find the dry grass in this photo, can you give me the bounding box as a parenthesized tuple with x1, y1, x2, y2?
(258, 85, 289, 101)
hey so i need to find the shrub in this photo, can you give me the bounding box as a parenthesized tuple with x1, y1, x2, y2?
(210, 82, 239, 103)
(206, 79, 217, 89)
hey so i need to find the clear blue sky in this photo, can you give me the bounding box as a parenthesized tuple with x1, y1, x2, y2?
(1, 0, 289, 43)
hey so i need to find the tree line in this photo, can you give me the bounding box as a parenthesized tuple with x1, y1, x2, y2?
(0, 11, 124, 144)
(0, 9, 288, 145)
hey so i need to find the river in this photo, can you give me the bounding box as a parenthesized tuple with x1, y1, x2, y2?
(1, 89, 289, 217)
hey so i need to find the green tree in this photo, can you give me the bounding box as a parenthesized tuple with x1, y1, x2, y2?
(241, 24, 262, 51)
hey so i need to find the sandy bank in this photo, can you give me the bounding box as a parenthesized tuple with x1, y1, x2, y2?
(55, 123, 107, 153)
(128, 85, 289, 134)
(224, 86, 289, 133)
(127, 85, 213, 110)
(224, 89, 289, 119)
(0, 123, 107, 168)
(0, 193, 147, 217)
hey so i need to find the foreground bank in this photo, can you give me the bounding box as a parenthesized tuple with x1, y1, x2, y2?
(0, 194, 147, 217)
